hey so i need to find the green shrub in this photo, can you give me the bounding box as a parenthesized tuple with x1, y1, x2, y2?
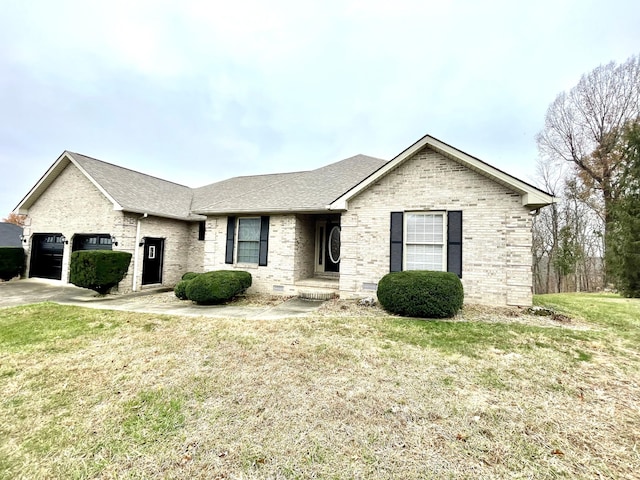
(184, 270, 250, 305)
(377, 270, 464, 318)
(69, 250, 132, 294)
(0, 247, 25, 281)
(174, 280, 190, 300)
(226, 270, 252, 290)
(181, 272, 201, 281)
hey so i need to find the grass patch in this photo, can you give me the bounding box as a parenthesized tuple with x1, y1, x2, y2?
(536, 292, 640, 350)
(375, 316, 594, 360)
(0, 303, 136, 352)
(1, 295, 639, 479)
(121, 388, 186, 444)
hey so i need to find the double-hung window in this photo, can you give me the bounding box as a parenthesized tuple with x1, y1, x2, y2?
(237, 218, 261, 264)
(405, 212, 445, 271)
(225, 216, 270, 266)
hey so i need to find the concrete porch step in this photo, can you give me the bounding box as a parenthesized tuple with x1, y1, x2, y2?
(295, 276, 339, 300)
(297, 289, 338, 301)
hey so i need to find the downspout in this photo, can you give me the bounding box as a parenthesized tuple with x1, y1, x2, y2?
(132, 213, 148, 292)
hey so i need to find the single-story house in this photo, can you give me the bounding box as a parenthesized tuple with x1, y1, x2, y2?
(0, 222, 23, 247)
(14, 134, 554, 306)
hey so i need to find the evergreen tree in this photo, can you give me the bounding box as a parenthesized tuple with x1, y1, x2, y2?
(607, 122, 640, 297)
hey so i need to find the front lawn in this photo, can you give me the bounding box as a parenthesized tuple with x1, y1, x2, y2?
(1, 295, 638, 479)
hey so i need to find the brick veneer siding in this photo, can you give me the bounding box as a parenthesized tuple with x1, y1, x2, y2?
(204, 214, 317, 295)
(339, 146, 535, 306)
(23, 163, 193, 292)
(130, 215, 192, 290)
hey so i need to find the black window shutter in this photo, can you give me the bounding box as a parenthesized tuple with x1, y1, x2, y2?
(447, 211, 463, 278)
(259, 216, 270, 266)
(225, 216, 236, 264)
(390, 212, 404, 272)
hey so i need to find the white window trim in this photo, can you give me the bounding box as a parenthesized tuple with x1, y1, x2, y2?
(403, 211, 447, 271)
(235, 217, 261, 265)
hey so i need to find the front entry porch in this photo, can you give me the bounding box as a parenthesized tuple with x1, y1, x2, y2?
(291, 213, 341, 300)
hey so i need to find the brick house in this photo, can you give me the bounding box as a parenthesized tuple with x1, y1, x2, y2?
(15, 134, 553, 306)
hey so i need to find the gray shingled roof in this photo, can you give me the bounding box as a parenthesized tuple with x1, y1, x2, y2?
(17, 151, 387, 219)
(192, 154, 387, 214)
(0, 222, 23, 247)
(67, 152, 199, 219)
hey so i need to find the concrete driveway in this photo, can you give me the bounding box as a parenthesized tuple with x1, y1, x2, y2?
(0, 278, 98, 307)
(0, 278, 324, 319)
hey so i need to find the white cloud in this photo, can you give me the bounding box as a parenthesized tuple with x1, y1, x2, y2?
(1, 0, 640, 215)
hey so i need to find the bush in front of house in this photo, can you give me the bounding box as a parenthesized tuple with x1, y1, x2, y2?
(181, 272, 201, 281)
(174, 280, 190, 300)
(183, 270, 251, 305)
(174, 272, 202, 299)
(226, 270, 252, 290)
(377, 270, 464, 318)
(69, 250, 132, 294)
(0, 247, 25, 281)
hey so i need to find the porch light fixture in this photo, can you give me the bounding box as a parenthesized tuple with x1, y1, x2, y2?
(20, 234, 27, 243)
(111, 235, 118, 246)
(60, 235, 68, 244)
(139, 238, 146, 247)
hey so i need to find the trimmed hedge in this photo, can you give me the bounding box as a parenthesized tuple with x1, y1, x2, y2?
(69, 250, 132, 294)
(0, 247, 25, 281)
(178, 270, 252, 305)
(181, 272, 201, 281)
(226, 270, 252, 290)
(377, 270, 464, 318)
(174, 280, 190, 300)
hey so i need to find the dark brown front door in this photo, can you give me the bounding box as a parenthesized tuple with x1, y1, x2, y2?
(142, 238, 164, 285)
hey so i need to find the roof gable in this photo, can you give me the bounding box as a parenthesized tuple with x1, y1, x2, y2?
(16, 151, 200, 220)
(329, 135, 555, 210)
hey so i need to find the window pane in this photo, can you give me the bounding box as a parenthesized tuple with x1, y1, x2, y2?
(407, 213, 443, 243)
(406, 244, 443, 271)
(238, 218, 260, 241)
(237, 218, 260, 263)
(237, 241, 260, 263)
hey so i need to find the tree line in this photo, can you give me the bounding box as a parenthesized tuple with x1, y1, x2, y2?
(533, 53, 640, 296)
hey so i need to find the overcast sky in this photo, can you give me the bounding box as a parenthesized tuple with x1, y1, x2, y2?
(1, 0, 639, 217)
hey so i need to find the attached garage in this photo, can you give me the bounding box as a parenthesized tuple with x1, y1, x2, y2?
(29, 233, 64, 280)
(72, 234, 113, 252)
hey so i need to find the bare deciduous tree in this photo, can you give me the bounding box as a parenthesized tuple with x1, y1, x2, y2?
(536, 54, 640, 255)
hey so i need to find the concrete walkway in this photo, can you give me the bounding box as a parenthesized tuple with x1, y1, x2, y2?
(0, 279, 325, 319)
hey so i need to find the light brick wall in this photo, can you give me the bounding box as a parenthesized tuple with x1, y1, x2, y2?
(24, 163, 193, 293)
(293, 214, 316, 281)
(186, 222, 205, 273)
(204, 214, 313, 295)
(132, 216, 192, 290)
(23, 163, 125, 284)
(339, 146, 534, 306)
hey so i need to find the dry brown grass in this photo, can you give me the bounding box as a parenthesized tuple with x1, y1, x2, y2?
(1, 300, 639, 479)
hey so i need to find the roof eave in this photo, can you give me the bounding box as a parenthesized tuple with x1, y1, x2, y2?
(121, 207, 205, 221)
(194, 206, 338, 216)
(523, 193, 557, 210)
